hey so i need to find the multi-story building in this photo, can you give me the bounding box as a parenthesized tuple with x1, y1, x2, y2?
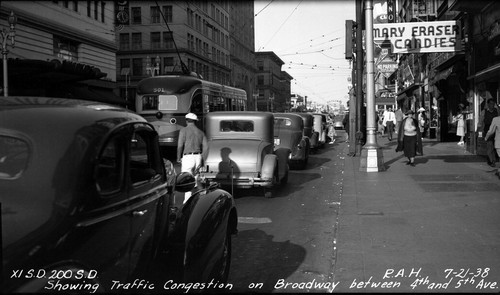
(115, 1, 257, 109)
(0, 1, 119, 102)
(255, 51, 293, 112)
(229, 0, 257, 110)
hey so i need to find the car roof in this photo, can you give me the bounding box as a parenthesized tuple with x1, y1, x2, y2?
(1, 97, 145, 136)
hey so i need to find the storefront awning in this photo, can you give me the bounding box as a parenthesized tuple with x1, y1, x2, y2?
(467, 63, 500, 82)
(396, 83, 422, 100)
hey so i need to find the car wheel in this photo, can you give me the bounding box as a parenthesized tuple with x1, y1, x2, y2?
(216, 226, 232, 283)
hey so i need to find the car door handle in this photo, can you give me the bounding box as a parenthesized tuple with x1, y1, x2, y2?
(132, 209, 148, 217)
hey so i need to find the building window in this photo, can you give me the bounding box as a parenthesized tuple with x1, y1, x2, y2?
(73, 1, 78, 12)
(132, 58, 142, 76)
(119, 33, 130, 50)
(101, 2, 105, 22)
(151, 6, 160, 23)
(257, 75, 264, 85)
(131, 7, 141, 24)
(163, 31, 174, 49)
(151, 32, 161, 49)
(257, 60, 264, 71)
(120, 59, 131, 74)
(93, 1, 98, 20)
(163, 57, 174, 73)
(132, 33, 142, 50)
(187, 8, 193, 27)
(87, 0, 91, 17)
(163, 5, 172, 23)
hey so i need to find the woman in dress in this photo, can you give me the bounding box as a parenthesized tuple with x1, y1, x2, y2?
(454, 103, 466, 145)
(396, 110, 423, 166)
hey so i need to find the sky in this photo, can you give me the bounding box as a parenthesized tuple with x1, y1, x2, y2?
(254, 0, 356, 107)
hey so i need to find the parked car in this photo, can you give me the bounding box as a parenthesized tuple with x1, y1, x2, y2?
(200, 111, 290, 198)
(273, 113, 310, 169)
(312, 113, 327, 149)
(294, 113, 319, 152)
(0, 97, 237, 293)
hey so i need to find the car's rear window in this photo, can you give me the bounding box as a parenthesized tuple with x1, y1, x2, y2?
(0, 135, 29, 180)
(220, 120, 254, 132)
(274, 118, 292, 127)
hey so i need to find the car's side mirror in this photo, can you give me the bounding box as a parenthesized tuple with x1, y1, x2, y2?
(175, 172, 196, 192)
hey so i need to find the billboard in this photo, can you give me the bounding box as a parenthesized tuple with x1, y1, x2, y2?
(374, 21, 464, 53)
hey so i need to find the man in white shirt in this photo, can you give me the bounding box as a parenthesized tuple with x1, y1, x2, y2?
(382, 108, 397, 141)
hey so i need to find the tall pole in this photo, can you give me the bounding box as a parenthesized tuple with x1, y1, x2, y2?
(355, 0, 364, 154)
(360, 0, 385, 172)
(2, 50, 8, 97)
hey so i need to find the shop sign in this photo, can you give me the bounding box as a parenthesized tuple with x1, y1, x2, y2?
(374, 21, 464, 53)
(378, 61, 398, 78)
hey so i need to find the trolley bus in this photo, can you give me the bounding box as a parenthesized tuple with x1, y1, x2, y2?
(135, 75, 247, 148)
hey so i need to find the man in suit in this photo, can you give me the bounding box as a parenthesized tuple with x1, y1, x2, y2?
(485, 111, 500, 176)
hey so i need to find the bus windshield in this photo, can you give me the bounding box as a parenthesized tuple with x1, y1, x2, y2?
(141, 95, 178, 111)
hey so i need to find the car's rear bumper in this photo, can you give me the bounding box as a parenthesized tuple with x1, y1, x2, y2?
(200, 173, 273, 189)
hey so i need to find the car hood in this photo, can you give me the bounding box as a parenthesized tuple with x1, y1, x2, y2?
(205, 139, 268, 173)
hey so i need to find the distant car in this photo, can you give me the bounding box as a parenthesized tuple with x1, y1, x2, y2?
(312, 113, 327, 149)
(200, 111, 290, 198)
(273, 113, 310, 169)
(334, 119, 345, 130)
(1, 97, 237, 293)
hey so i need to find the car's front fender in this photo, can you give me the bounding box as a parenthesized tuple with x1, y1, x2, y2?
(181, 187, 237, 283)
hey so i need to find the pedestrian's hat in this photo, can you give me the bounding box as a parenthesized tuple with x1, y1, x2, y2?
(405, 109, 415, 115)
(417, 107, 425, 112)
(185, 113, 198, 121)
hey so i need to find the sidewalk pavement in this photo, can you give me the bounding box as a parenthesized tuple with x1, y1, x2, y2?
(333, 133, 500, 293)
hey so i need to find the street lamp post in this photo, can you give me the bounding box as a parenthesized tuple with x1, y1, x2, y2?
(146, 55, 160, 77)
(1, 11, 17, 97)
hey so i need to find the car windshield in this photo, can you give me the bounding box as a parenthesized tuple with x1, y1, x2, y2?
(0, 135, 29, 179)
(220, 120, 254, 132)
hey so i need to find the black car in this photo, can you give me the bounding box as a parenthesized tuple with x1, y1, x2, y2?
(0, 97, 237, 293)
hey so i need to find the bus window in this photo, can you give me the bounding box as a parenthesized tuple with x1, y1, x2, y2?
(158, 95, 178, 111)
(191, 93, 203, 114)
(142, 96, 158, 110)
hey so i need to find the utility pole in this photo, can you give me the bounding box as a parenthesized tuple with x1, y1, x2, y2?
(359, 0, 385, 172)
(355, 0, 364, 155)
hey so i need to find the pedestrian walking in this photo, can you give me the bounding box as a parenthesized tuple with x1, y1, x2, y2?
(395, 110, 423, 167)
(452, 103, 467, 145)
(382, 107, 396, 141)
(480, 98, 500, 167)
(485, 112, 500, 177)
(417, 108, 428, 138)
(177, 113, 208, 203)
(377, 110, 385, 136)
(342, 111, 349, 140)
(394, 106, 404, 135)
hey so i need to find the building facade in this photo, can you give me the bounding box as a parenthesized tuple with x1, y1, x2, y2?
(255, 51, 293, 112)
(0, 1, 118, 101)
(115, 1, 257, 109)
(229, 0, 258, 111)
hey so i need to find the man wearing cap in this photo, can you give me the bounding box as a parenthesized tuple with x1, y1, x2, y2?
(177, 113, 208, 203)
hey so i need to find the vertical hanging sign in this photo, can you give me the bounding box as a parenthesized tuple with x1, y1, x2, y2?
(387, 0, 396, 23)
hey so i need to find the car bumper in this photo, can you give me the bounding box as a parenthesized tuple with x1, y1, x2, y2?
(200, 173, 274, 189)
